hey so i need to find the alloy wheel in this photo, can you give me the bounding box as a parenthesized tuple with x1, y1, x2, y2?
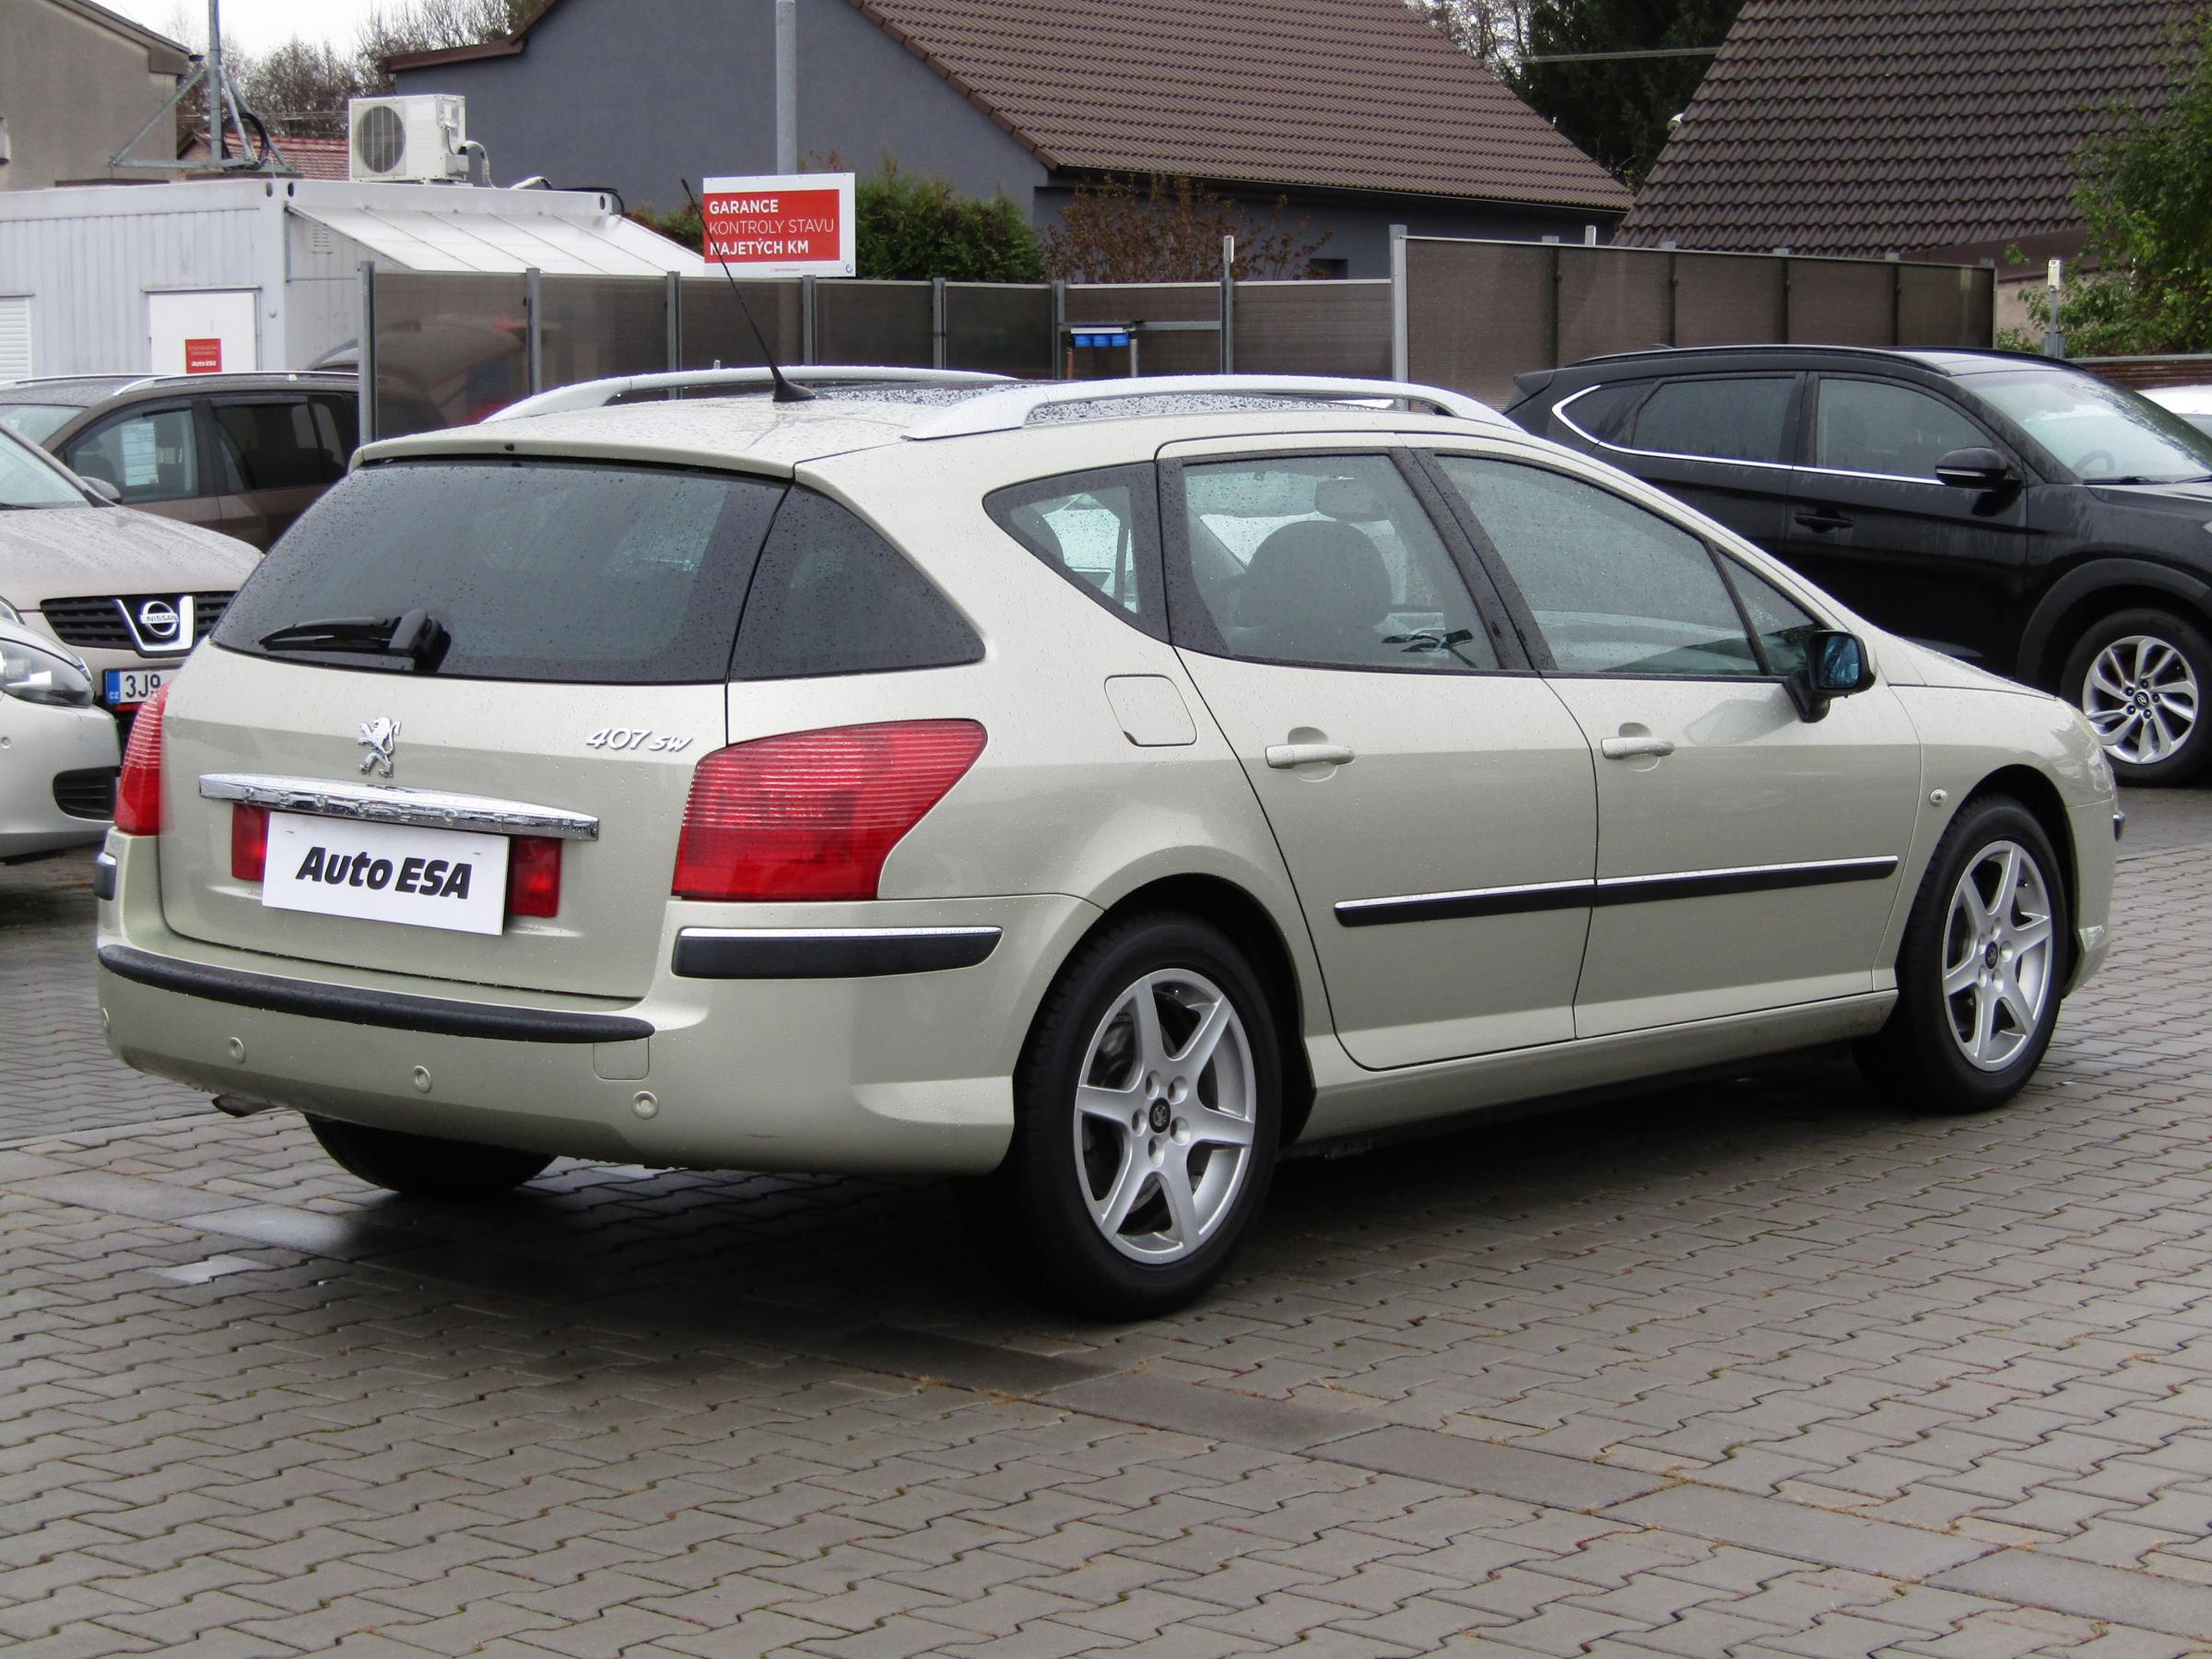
(1072, 969, 1256, 1263)
(2082, 633, 2199, 766)
(1939, 840, 2055, 1073)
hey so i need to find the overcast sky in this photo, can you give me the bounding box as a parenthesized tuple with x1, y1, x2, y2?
(107, 0, 388, 58)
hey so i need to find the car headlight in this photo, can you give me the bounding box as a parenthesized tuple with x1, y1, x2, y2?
(0, 634, 95, 707)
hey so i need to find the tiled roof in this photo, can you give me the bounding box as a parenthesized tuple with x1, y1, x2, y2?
(390, 0, 1630, 212)
(181, 131, 352, 181)
(854, 0, 1630, 209)
(1619, 0, 2192, 256)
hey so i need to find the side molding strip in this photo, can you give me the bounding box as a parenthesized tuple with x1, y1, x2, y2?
(673, 926, 1003, 980)
(1336, 856, 1899, 928)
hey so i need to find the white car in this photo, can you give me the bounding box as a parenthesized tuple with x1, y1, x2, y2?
(1, 618, 119, 860)
(2143, 382, 2212, 438)
(96, 371, 2119, 1315)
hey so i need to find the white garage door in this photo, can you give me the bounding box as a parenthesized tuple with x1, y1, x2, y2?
(0, 297, 30, 382)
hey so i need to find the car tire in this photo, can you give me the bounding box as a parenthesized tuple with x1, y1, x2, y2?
(1855, 796, 2070, 1116)
(307, 1116, 553, 1198)
(2062, 606, 2212, 785)
(963, 912, 1282, 1319)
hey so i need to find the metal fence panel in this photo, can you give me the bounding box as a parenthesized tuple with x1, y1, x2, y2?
(677, 277, 804, 371)
(1673, 254, 1787, 347)
(1406, 239, 1554, 406)
(536, 276, 669, 394)
(946, 284, 1054, 377)
(1897, 265, 1993, 347)
(1783, 259, 1893, 346)
(372, 270, 529, 441)
(1068, 283, 1219, 376)
(818, 279, 933, 367)
(1236, 280, 1391, 378)
(1557, 246, 1672, 363)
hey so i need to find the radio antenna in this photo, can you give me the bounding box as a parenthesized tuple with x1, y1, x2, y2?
(682, 179, 814, 403)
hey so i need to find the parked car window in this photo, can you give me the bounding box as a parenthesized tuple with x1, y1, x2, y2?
(1632, 376, 1794, 464)
(1435, 456, 1766, 677)
(1973, 368, 2212, 483)
(0, 429, 89, 508)
(216, 459, 783, 683)
(1814, 379, 1988, 480)
(1718, 557, 1820, 678)
(987, 465, 1164, 637)
(0, 403, 76, 446)
(1556, 382, 1642, 445)
(1176, 454, 1497, 672)
(734, 488, 982, 680)
(211, 399, 348, 490)
(65, 406, 197, 504)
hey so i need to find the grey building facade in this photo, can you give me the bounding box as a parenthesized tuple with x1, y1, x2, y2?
(0, 0, 190, 192)
(393, 0, 1630, 279)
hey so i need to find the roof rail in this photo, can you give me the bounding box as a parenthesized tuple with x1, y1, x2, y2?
(488, 366, 1015, 422)
(900, 374, 1504, 441)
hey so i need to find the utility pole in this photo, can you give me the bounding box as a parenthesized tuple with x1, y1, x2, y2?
(206, 0, 225, 161)
(776, 0, 798, 173)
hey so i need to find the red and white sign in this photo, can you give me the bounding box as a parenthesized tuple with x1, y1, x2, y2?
(183, 337, 223, 373)
(700, 172, 855, 278)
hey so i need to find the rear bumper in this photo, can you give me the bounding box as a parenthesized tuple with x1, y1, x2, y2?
(96, 831, 1098, 1175)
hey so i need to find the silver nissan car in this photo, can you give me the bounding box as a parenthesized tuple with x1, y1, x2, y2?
(96, 371, 2118, 1315)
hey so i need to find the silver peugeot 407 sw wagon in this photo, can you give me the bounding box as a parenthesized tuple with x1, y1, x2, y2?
(96, 370, 2121, 1315)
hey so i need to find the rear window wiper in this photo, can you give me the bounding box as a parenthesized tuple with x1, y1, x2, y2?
(258, 608, 450, 671)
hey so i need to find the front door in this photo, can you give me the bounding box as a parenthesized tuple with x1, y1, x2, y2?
(1159, 441, 1597, 1069)
(1425, 450, 1924, 1037)
(1787, 373, 2030, 665)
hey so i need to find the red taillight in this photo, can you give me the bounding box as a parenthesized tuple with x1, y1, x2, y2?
(113, 686, 168, 835)
(506, 835, 562, 918)
(672, 720, 986, 901)
(230, 804, 269, 880)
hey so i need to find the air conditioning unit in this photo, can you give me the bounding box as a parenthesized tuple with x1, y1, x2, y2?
(347, 95, 467, 183)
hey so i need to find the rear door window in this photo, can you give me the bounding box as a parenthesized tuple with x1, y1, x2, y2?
(215, 459, 783, 683)
(210, 398, 350, 490)
(1630, 376, 1795, 464)
(65, 406, 199, 503)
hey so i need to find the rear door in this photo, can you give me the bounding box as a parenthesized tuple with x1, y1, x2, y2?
(1425, 451, 1922, 1038)
(1158, 438, 1596, 1069)
(159, 455, 785, 999)
(206, 393, 352, 548)
(1787, 374, 2030, 665)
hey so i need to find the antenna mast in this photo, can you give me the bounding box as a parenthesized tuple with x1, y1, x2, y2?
(109, 0, 290, 173)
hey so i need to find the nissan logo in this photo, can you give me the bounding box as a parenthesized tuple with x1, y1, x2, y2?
(136, 599, 181, 641)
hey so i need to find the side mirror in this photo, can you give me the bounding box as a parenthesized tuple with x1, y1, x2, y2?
(1935, 446, 2015, 490)
(1786, 629, 1876, 721)
(81, 477, 122, 504)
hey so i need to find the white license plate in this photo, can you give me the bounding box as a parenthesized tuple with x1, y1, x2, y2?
(103, 668, 165, 706)
(262, 813, 510, 935)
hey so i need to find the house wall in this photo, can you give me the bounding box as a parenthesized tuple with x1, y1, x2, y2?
(394, 0, 1047, 219)
(0, 0, 190, 192)
(1031, 183, 1619, 280)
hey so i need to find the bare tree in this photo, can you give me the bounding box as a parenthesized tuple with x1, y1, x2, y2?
(1405, 0, 1532, 75)
(235, 41, 366, 136)
(1041, 175, 1333, 283)
(358, 0, 546, 87)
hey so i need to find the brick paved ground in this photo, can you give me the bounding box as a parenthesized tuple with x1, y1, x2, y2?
(4, 801, 2211, 1656)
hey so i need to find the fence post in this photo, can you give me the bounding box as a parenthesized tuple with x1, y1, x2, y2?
(801, 275, 818, 365)
(357, 258, 378, 444)
(525, 267, 543, 395)
(1388, 224, 1408, 382)
(932, 276, 947, 371)
(1548, 242, 1562, 370)
(1779, 258, 1792, 344)
(1663, 242, 1678, 346)
(1219, 234, 1235, 374)
(1888, 253, 1902, 347)
(2043, 258, 2067, 359)
(665, 270, 681, 371)
(1050, 279, 1066, 380)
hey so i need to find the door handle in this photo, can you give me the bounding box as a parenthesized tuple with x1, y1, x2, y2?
(1600, 735, 1676, 760)
(1265, 743, 1357, 769)
(1794, 509, 1853, 533)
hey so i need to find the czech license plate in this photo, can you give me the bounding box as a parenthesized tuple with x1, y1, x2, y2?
(262, 813, 510, 935)
(103, 668, 164, 706)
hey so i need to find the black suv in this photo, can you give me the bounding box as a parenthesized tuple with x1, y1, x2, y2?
(1507, 347, 2212, 784)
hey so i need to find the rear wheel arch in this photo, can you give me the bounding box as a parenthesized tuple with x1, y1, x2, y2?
(1081, 874, 1317, 1148)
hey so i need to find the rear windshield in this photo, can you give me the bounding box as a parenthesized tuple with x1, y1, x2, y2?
(0, 404, 77, 447)
(214, 458, 783, 682)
